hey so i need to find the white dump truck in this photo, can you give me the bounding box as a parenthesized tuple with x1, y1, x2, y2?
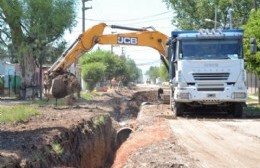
(169, 29, 247, 117)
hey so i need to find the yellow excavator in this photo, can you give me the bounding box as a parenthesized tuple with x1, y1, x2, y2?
(43, 23, 169, 99)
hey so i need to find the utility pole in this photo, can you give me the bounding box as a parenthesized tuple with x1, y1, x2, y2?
(121, 47, 125, 57)
(111, 43, 114, 53)
(111, 31, 117, 53)
(82, 0, 92, 33)
(78, 0, 92, 90)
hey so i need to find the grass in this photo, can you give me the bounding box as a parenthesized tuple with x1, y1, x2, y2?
(245, 93, 260, 114)
(244, 100, 260, 114)
(93, 115, 105, 128)
(247, 92, 259, 103)
(246, 96, 257, 103)
(30, 90, 102, 107)
(0, 105, 40, 123)
(51, 143, 64, 155)
(81, 91, 93, 101)
(244, 105, 260, 113)
(81, 90, 103, 100)
(31, 99, 66, 106)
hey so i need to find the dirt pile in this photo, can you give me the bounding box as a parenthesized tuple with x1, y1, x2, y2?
(0, 107, 115, 167)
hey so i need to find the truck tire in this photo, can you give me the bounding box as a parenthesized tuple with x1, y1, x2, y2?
(174, 102, 184, 116)
(233, 103, 243, 118)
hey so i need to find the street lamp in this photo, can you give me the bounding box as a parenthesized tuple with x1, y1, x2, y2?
(228, 8, 233, 29)
(205, 18, 223, 29)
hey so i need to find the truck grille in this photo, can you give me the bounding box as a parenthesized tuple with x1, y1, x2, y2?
(192, 73, 229, 81)
(197, 83, 224, 92)
(197, 88, 224, 91)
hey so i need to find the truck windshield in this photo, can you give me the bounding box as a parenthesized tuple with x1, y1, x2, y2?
(179, 39, 243, 60)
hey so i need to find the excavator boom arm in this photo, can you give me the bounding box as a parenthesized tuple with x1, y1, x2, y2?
(49, 23, 107, 72)
(49, 23, 168, 73)
(45, 23, 169, 99)
(97, 31, 167, 56)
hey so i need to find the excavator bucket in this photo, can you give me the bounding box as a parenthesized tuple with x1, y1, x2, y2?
(43, 72, 81, 99)
(51, 78, 68, 98)
(158, 87, 170, 104)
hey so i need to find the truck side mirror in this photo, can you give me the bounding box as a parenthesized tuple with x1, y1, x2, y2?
(166, 45, 172, 59)
(250, 38, 257, 55)
(166, 38, 172, 59)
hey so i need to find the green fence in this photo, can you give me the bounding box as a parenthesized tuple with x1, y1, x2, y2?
(0, 75, 21, 97)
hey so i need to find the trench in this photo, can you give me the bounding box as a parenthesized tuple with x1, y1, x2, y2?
(105, 90, 159, 167)
(0, 90, 160, 168)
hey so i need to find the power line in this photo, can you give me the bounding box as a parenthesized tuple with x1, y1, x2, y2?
(77, 11, 172, 23)
(136, 59, 161, 66)
(121, 17, 172, 25)
(81, 16, 172, 26)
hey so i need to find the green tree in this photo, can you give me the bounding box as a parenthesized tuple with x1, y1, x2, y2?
(243, 9, 260, 75)
(137, 68, 143, 83)
(145, 66, 160, 83)
(159, 62, 168, 81)
(0, 0, 76, 98)
(79, 50, 125, 88)
(125, 58, 141, 82)
(82, 62, 106, 91)
(163, 0, 254, 30)
(80, 50, 127, 80)
(80, 50, 141, 88)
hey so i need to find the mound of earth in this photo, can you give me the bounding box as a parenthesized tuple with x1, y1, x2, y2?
(0, 85, 163, 167)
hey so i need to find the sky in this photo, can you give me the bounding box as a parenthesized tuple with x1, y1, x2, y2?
(63, 0, 175, 76)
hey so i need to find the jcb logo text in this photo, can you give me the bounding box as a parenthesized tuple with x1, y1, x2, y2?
(118, 37, 138, 45)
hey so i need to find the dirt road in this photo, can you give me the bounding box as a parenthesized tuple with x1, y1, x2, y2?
(112, 86, 260, 168)
(169, 117, 260, 168)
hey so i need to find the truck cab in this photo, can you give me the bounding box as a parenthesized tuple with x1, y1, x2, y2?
(169, 29, 247, 117)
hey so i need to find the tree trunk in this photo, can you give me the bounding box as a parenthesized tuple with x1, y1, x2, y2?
(19, 49, 37, 100)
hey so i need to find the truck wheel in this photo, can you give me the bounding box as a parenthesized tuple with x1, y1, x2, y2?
(233, 103, 243, 118)
(174, 102, 184, 116)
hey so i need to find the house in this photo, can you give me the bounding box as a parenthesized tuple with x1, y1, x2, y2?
(0, 61, 16, 87)
(0, 60, 19, 96)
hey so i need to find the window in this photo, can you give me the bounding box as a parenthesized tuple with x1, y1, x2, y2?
(178, 38, 243, 60)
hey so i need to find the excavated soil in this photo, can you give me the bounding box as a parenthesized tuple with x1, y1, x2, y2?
(0, 86, 161, 167)
(112, 103, 197, 168)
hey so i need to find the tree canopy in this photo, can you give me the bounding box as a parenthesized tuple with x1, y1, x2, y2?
(125, 58, 142, 82)
(159, 63, 168, 81)
(79, 50, 141, 90)
(145, 64, 168, 83)
(163, 0, 255, 30)
(145, 66, 160, 83)
(243, 9, 260, 75)
(81, 62, 106, 91)
(163, 0, 260, 76)
(0, 0, 76, 63)
(0, 0, 77, 98)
